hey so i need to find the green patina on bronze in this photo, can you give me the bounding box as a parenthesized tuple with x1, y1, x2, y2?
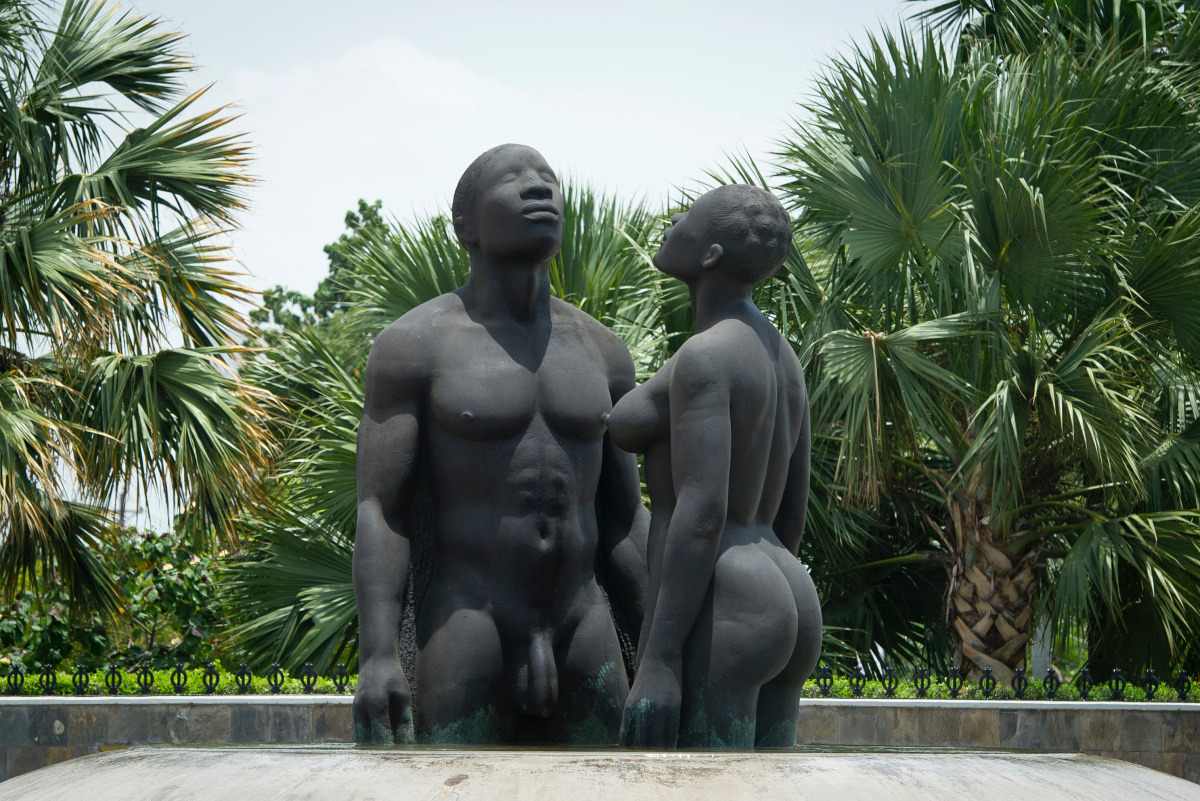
(417, 662, 623, 745)
(680, 688, 755, 749)
(563, 661, 622, 744)
(420, 706, 509, 745)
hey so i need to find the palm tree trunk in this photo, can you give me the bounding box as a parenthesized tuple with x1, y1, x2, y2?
(944, 477, 1037, 683)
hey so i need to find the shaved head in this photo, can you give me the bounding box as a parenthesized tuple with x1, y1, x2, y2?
(698, 185, 792, 284)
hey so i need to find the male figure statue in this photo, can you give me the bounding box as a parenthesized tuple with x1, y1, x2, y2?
(353, 144, 648, 745)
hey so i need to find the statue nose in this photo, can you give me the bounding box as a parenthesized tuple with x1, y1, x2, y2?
(521, 180, 553, 200)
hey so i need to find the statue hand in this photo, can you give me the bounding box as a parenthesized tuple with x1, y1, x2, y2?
(353, 657, 414, 745)
(620, 658, 682, 748)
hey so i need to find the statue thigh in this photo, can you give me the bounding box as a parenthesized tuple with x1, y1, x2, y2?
(413, 606, 506, 742)
(545, 598, 630, 744)
(414, 599, 629, 744)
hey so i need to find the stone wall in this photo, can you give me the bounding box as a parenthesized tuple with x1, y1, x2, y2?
(798, 698, 1200, 781)
(0, 696, 352, 782)
(0, 696, 1196, 783)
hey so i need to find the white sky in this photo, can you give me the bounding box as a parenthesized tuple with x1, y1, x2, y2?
(130, 0, 907, 297)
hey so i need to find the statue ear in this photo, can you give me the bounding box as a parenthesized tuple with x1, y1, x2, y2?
(454, 215, 477, 246)
(701, 243, 724, 270)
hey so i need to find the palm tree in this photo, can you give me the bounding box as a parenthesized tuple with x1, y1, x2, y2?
(0, 0, 269, 613)
(778, 3, 1200, 678)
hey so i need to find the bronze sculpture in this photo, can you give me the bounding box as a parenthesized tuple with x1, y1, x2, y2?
(610, 185, 822, 749)
(353, 145, 819, 749)
(353, 144, 648, 745)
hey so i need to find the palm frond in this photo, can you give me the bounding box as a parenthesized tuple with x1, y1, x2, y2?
(56, 87, 252, 230)
(0, 370, 74, 530)
(1037, 315, 1148, 489)
(223, 503, 356, 673)
(1048, 510, 1200, 665)
(1142, 417, 1200, 510)
(343, 213, 469, 333)
(779, 30, 964, 324)
(0, 492, 119, 614)
(119, 219, 257, 349)
(814, 313, 974, 503)
(957, 48, 1107, 318)
(0, 200, 128, 347)
(70, 347, 273, 544)
(1120, 208, 1200, 363)
(37, 0, 188, 114)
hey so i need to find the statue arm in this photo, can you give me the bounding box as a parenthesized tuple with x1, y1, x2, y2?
(353, 322, 424, 744)
(596, 430, 649, 640)
(621, 345, 728, 746)
(638, 346, 730, 669)
(595, 331, 649, 639)
(773, 391, 811, 556)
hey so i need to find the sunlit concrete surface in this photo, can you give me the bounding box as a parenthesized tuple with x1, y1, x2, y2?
(1, 745, 1198, 801)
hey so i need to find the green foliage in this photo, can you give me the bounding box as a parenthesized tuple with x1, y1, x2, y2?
(250, 199, 389, 345)
(0, 584, 109, 670)
(1, 528, 227, 670)
(0, 0, 267, 612)
(223, 505, 356, 673)
(100, 529, 227, 669)
(779, 0, 1200, 673)
(321, 200, 387, 315)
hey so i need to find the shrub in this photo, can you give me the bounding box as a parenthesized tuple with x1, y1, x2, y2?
(0, 529, 228, 671)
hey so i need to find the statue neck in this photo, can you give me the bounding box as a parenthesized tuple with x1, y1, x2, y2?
(465, 256, 552, 321)
(688, 274, 757, 333)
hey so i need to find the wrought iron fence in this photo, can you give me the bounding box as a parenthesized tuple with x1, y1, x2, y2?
(809, 664, 1195, 702)
(2, 661, 351, 696)
(1, 661, 1197, 701)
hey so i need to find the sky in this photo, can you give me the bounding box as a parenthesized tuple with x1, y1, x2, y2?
(130, 0, 908, 298)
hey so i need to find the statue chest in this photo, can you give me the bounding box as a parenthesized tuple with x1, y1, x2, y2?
(428, 326, 612, 443)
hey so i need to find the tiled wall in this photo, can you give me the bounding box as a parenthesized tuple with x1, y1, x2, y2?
(0, 697, 1196, 784)
(0, 697, 352, 782)
(797, 699, 1200, 782)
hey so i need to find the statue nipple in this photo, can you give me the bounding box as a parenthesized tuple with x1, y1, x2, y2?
(461, 411, 474, 424)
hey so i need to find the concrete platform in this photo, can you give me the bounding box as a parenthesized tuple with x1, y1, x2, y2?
(1, 745, 1198, 800)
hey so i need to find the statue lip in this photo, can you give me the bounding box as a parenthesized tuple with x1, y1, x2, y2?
(521, 202, 560, 222)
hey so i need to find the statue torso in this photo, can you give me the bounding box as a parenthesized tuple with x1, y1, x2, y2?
(407, 295, 616, 630)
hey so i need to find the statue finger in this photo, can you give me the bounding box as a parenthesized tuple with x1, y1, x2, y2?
(354, 694, 391, 745)
(389, 690, 415, 744)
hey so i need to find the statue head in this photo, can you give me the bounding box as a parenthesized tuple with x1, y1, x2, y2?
(452, 144, 564, 264)
(654, 185, 791, 286)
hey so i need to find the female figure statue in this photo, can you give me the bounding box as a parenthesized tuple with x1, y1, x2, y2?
(610, 185, 821, 749)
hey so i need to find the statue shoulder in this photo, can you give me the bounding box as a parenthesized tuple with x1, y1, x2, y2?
(550, 298, 636, 395)
(668, 333, 731, 398)
(365, 294, 461, 397)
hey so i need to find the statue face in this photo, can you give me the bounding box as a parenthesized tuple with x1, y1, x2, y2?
(653, 193, 718, 280)
(471, 146, 564, 264)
